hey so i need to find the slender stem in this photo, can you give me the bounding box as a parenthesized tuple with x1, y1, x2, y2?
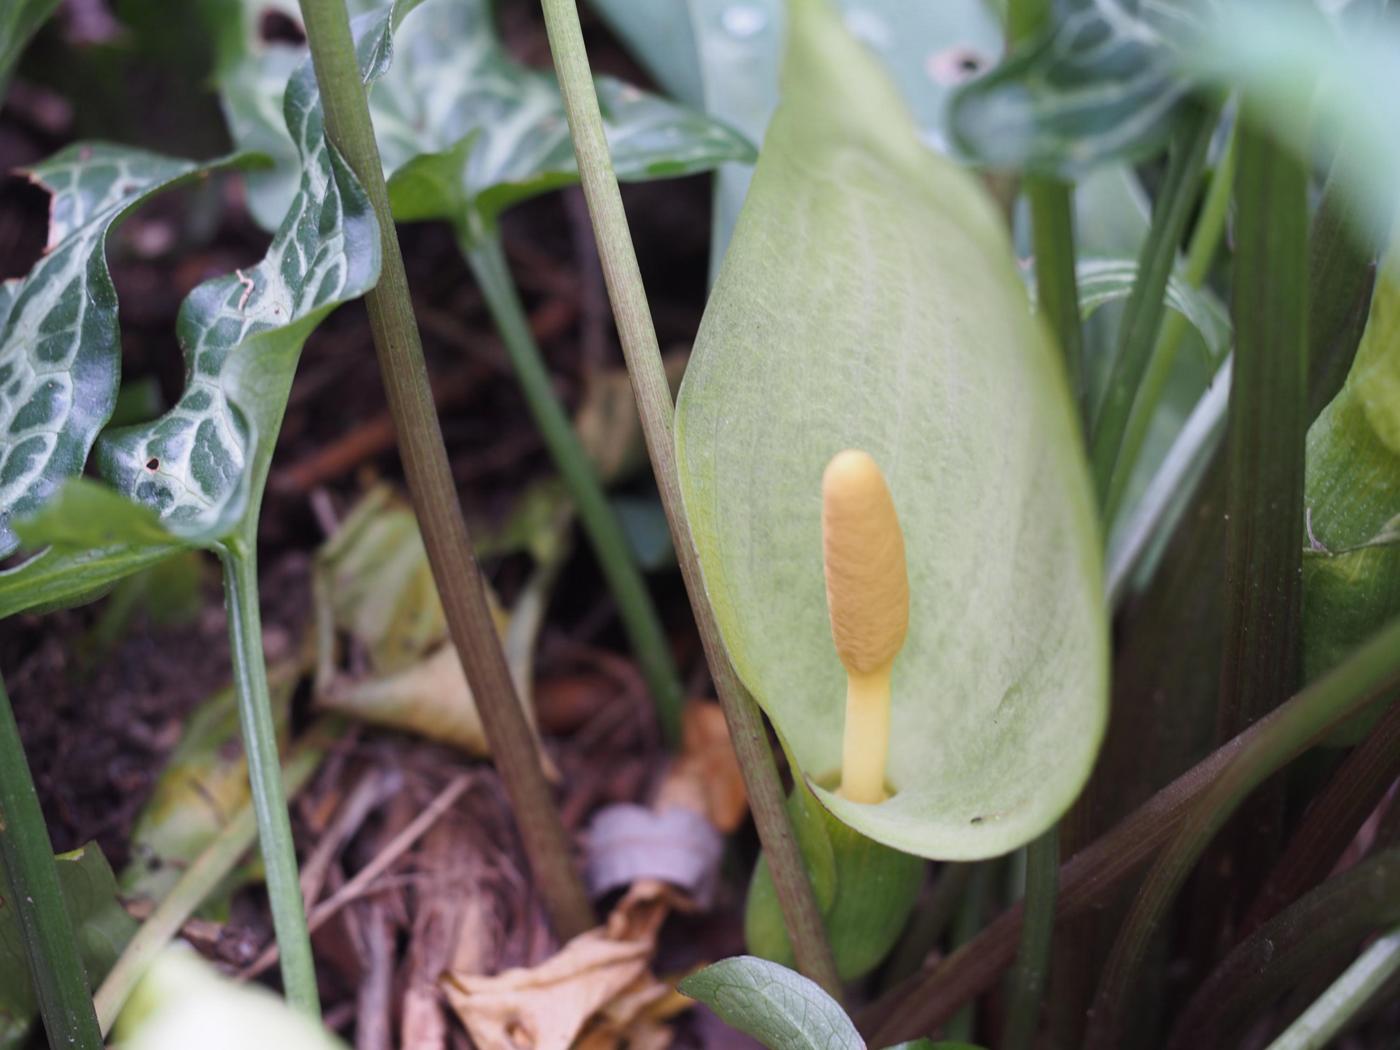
(295, 0, 595, 939)
(0, 672, 104, 1050)
(882, 863, 974, 986)
(1027, 178, 1084, 422)
(462, 232, 684, 744)
(1085, 617, 1400, 1050)
(94, 721, 336, 1031)
(1103, 125, 1237, 528)
(1265, 926, 1400, 1050)
(945, 862, 990, 1043)
(1168, 846, 1400, 1050)
(534, 0, 840, 994)
(220, 540, 320, 1016)
(857, 616, 1400, 1045)
(1004, 827, 1058, 1050)
(1089, 103, 1219, 501)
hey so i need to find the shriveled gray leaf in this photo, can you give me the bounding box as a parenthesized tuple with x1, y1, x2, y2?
(679, 956, 863, 1050)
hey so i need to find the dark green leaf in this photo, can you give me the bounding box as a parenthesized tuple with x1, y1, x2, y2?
(0, 843, 136, 1050)
(0, 146, 244, 557)
(0, 0, 60, 97)
(950, 0, 1197, 174)
(679, 956, 863, 1050)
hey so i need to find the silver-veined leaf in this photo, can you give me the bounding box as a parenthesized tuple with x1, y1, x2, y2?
(93, 42, 381, 540)
(949, 0, 1201, 175)
(678, 956, 862, 1050)
(1071, 258, 1229, 367)
(0, 146, 246, 556)
(675, 0, 1108, 859)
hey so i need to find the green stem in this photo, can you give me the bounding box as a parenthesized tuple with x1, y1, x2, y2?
(94, 721, 336, 1031)
(462, 232, 684, 745)
(1089, 103, 1219, 502)
(295, 0, 595, 940)
(1084, 616, 1400, 1050)
(945, 863, 990, 1043)
(1102, 125, 1237, 528)
(534, 0, 840, 995)
(1004, 827, 1058, 1050)
(1027, 180, 1085, 422)
(882, 863, 974, 986)
(220, 540, 319, 1016)
(1265, 925, 1400, 1050)
(858, 618, 1400, 1045)
(1168, 846, 1400, 1050)
(0, 672, 103, 1050)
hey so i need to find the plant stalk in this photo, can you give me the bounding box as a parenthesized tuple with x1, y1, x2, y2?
(857, 617, 1400, 1045)
(534, 0, 840, 994)
(1004, 827, 1058, 1050)
(0, 671, 104, 1050)
(220, 539, 320, 1016)
(1089, 103, 1218, 501)
(295, 0, 595, 940)
(462, 231, 684, 744)
(1102, 124, 1237, 528)
(1028, 179, 1084, 420)
(1265, 925, 1400, 1050)
(1085, 618, 1400, 1050)
(94, 721, 336, 1031)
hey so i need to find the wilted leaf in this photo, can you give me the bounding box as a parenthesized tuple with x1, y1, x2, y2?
(0, 843, 136, 1050)
(0, 480, 191, 619)
(443, 882, 681, 1050)
(678, 955, 863, 1050)
(0, 0, 61, 96)
(122, 664, 300, 907)
(115, 947, 349, 1050)
(0, 147, 245, 557)
(675, 0, 1107, 859)
(1304, 229, 1400, 741)
(949, 0, 1199, 175)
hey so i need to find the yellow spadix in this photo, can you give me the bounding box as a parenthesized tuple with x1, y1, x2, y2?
(822, 449, 909, 804)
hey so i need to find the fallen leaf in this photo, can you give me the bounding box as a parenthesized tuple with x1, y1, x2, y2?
(656, 701, 749, 833)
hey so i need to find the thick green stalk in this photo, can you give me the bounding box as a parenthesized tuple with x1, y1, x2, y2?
(1089, 103, 1218, 500)
(1216, 117, 1310, 740)
(1265, 926, 1400, 1050)
(1102, 126, 1237, 528)
(858, 617, 1400, 1045)
(1168, 846, 1400, 1050)
(94, 722, 335, 1031)
(534, 0, 839, 994)
(1004, 828, 1057, 1050)
(1029, 180, 1085, 419)
(0, 672, 103, 1050)
(295, 0, 595, 940)
(462, 232, 684, 744)
(220, 539, 319, 1016)
(1084, 616, 1400, 1050)
(945, 863, 990, 1043)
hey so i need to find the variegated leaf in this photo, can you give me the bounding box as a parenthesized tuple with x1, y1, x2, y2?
(94, 46, 381, 540)
(0, 145, 229, 556)
(210, 0, 752, 234)
(949, 0, 1202, 175)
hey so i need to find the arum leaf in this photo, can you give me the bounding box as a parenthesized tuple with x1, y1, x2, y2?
(1069, 258, 1230, 367)
(678, 955, 863, 1050)
(0, 843, 136, 1050)
(675, 0, 1108, 859)
(0, 479, 191, 619)
(588, 0, 1003, 268)
(1303, 230, 1400, 741)
(0, 146, 245, 557)
(212, 0, 752, 234)
(949, 0, 1199, 174)
(94, 39, 381, 540)
(0, 0, 60, 96)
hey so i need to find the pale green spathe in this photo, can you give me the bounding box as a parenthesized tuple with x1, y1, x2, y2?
(675, 0, 1108, 859)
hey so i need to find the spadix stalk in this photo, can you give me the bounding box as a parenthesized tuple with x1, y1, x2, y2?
(822, 450, 909, 804)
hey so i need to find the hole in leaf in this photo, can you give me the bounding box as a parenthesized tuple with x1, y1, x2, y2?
(146, 458, 159, 471)
(926, 46, 991, 86)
